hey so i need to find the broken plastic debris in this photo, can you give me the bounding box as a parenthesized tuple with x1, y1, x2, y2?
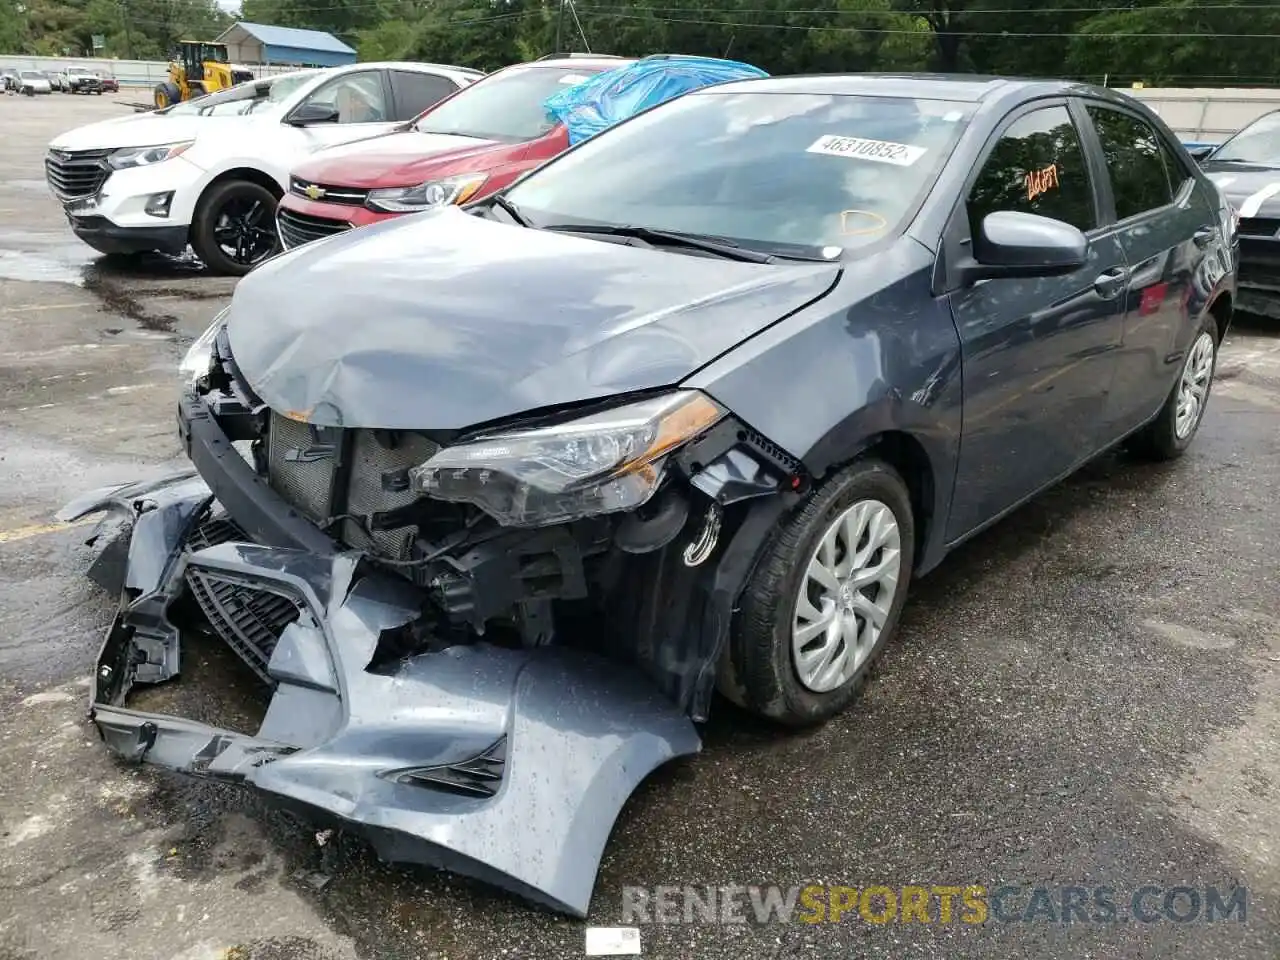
(585, 927, 641, 956)
(292, 869, 332, 892)
(315, 828, 333, 847)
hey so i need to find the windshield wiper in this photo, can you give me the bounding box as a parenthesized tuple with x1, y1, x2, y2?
(542, 223, 777, 263)
(488, 194, 530, 227)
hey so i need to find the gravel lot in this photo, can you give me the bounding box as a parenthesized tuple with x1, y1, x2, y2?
(0, 92, 1277, 960)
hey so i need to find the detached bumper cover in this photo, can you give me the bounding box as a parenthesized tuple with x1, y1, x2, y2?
(60, 470, 700, 916)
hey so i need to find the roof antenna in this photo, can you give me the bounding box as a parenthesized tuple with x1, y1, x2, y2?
(723, 34, 735, 58)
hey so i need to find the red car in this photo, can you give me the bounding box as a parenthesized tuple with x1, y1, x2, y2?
(98, 72, 119, 93)
(276, 55, 631, 249)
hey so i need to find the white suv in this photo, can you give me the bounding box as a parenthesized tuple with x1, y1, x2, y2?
(45, 61, 482, 274)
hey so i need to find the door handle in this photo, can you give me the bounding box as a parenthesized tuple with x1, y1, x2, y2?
(1192, 226, 1215, 248)
(1093, 266, 1128, 300)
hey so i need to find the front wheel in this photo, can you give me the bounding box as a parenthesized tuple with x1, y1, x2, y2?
(153, 82, 180, 109)
(1130, 315, 1218, 460)
(190, 179, 280, 276)
(723, 458, 916, 727)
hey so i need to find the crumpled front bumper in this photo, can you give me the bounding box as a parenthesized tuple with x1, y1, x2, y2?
(58, 472, 701, 917)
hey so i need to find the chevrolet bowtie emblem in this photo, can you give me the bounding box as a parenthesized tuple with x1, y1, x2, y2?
(303, 184, 326, 201)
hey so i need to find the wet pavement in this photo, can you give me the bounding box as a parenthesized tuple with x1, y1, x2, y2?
(0, 94, 1278, 960)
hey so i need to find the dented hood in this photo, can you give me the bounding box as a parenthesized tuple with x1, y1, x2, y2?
(226, 207, 840, 429)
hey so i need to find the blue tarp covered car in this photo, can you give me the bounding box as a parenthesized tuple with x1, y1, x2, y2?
(545, 54, 769, 144)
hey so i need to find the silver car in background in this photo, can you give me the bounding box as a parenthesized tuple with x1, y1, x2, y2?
(19, 71, 53, 95)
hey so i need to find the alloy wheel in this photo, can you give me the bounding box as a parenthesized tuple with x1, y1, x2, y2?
(1175, 331, 1215, 439)
(213, 196, 277, 267)
(792, 499, 903, 693)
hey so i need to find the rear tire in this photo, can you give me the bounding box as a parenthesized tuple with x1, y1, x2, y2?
(724, 458, 916, 727)
(1129, 313, 1218, 461)
(190, 179, 280, 277)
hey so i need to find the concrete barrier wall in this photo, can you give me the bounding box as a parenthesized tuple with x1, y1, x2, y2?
(1115, 86, 1280, 144)
(0, 54, 299, 88)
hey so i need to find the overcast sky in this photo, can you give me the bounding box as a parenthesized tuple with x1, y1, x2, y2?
(217, 0, 242, 13)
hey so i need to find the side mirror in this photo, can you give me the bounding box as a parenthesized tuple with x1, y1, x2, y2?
(960, 210, 1087, 284)
(287, 102, 340, 126)
(1186, 143, 1215, 162)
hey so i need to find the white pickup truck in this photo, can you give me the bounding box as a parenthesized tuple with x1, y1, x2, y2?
(45, 61, 481, 274)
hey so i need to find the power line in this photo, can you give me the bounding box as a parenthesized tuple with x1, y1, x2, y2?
(580, 1, 1280, 12)
(577, 11, 1280, 38)
(139, 0, 1280, 16)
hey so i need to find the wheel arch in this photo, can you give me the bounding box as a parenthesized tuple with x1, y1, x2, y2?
(1207, 290, 1233, 343)
(809, 428, 941, 576)
(197, 167, 285, 208)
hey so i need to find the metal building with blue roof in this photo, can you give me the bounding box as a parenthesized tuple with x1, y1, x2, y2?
(216, 22, 357, 68)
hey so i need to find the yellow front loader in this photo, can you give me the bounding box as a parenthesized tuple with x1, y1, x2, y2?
(154, 41, 256, 109)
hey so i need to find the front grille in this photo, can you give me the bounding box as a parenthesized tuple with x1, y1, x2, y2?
(1237, 235, 1280, 287)
(265, 412, 440, 560)
(45, 148, 111, 202)
(277, 207, 351, 249)
(1237, 217, 1280, 238)
(184, 513, 301, 684)
(290, 176, 370, 206)
(187, 568, 301, 684)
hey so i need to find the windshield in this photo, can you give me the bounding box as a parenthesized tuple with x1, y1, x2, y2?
(20, 72, 41, 80)
(505, 91, 972, 256)
(1212, 110, 1280, 165)
(163, 72, 316, 116)
(414, 65, 608, 142)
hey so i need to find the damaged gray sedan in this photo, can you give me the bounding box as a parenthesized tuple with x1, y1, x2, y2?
(62, 74, 1235, 916)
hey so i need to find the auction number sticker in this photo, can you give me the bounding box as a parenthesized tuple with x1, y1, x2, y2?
(806, 134, 926, 166)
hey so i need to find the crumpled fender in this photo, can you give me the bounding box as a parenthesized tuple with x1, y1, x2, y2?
(57, 469, 208, 598)
(66, 477, 702, 917)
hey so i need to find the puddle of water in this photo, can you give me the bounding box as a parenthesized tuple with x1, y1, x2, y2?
(0, 249, 85, 285)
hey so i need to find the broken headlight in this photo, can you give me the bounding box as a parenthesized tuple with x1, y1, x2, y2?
(409, 391, 725, 527)
(179, 310, 227, 384)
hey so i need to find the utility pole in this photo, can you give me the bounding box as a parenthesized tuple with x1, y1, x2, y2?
(554, 0, 565, 54)
(119, 0, 133, 59)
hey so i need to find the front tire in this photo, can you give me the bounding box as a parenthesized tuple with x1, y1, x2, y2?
(190, 179, 280, 276)
(153, 82, 180, 109)
(725, 458, 916, 727)
(1130, 314, 1218, 460)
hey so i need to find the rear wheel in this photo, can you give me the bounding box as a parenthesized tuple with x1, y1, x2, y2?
(1130, 314, 1218, 460)
(724, 458, 916, 727)
(190, 179, 280, 276)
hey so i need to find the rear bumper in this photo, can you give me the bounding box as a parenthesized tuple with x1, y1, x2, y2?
(57, 397, 702, 917)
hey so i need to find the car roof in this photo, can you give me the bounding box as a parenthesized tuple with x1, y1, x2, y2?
(506, 56, 635, 71)
(695, 72, 1125, 108)
(353, 61, 481, 79)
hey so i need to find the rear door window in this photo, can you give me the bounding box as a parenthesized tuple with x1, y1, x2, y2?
(1086, 107, 1178, 220)
(967, 104, 1097, 234)
(390, 71, 460, 121)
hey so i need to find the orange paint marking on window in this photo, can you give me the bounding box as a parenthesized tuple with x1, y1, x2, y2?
(1025, 163, 1060, 202)
(839, 209, 888, 236)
